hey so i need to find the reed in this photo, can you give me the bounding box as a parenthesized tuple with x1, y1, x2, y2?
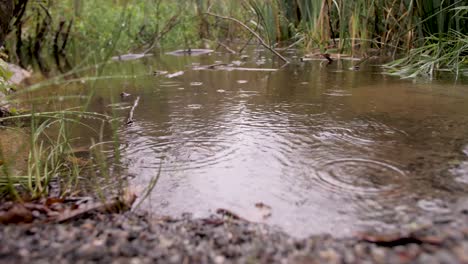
(242, 0, 467, 76)
(384, 30, 468, 78)
(0, 108, 110, 199)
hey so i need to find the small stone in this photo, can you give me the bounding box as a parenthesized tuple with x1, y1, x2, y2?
(318, 249, 340, 264)
(434, 250, 458, 264)
(214, 255, 225, 264)
(453, 242, 468, 262)
(371, 247, 386, 264)
(169, 255, 181, 263)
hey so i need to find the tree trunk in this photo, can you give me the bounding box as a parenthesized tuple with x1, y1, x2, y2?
(0, 0, 14, 47)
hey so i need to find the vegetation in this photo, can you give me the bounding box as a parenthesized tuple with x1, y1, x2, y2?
(0, 0, 465, 75)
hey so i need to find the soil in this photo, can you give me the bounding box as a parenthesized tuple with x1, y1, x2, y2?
(0, 208, 467, 264)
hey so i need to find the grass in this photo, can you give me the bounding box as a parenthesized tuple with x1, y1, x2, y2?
(0, 105, 112, 200)
(3, 0, 205, 72)
(242, 0, 468, 77)
(384, 31, 468, 78)
(0, 1, 131, 199)
(1, 0, 467, 79)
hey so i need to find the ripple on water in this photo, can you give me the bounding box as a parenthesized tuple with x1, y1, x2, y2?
(314, 158, 406, 196)
(187, 104, 202, 110)
(323, 89, 352, 97)
(120, 120, 244, 172)
(313, 119, 407, 149)
(160, 81, 182, 87)
(107, 102, 132, 110)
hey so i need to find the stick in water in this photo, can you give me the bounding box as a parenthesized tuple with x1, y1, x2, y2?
(126, 96, 140, 125)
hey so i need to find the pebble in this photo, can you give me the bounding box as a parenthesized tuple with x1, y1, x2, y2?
(0, 212, 466, 263)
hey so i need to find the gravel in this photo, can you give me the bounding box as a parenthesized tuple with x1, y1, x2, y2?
(0, 210, 467, 264)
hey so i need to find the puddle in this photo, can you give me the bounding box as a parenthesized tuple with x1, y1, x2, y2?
(78, 51, 468, 238)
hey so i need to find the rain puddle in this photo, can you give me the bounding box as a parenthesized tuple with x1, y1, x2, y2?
(84, 50, 468, 237)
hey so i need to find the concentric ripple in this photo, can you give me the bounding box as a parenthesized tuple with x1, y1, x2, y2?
(314, 158, 406, 196)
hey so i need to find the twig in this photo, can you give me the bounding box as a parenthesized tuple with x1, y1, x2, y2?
(205, 12, 289, 64)
(126, 96, 140, 125)
(239, 16, 260, 53)
(143, 13, 181, 54)
(56, 190, 137, 223)
(216, 40, 236, 54)
(275, 37, 305, 51)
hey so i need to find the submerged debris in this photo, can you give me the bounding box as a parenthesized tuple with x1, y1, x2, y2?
(166, 49, 213, 56)
(255, 202, 272, 219)
(111, 53, 153, 61)
(192, 64, 278, 72)
(120, 92, 131, 98)
(165, 71, 184, 79)
(126, 96, 140, 125)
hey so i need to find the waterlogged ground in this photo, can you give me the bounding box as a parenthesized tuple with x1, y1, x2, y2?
(82, 50, 468, 238)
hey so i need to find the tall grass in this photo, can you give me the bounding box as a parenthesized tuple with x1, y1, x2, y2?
(241, 0, 467, 76)
(0, 108, 110, 199)
(3, 0, 204, 73)
(384, 30, 468, 78)
(0, 1, 138, 200)
(2, 0, 467, 77)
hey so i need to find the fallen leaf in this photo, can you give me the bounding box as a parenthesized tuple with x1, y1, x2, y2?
(45, 197, 64, 207)
(0, 204, 33, 224)
(56, 189, 137, 223)
(216, 208, 244, 221)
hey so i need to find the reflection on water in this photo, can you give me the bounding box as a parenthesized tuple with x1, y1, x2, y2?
(85, 52, 468, 237)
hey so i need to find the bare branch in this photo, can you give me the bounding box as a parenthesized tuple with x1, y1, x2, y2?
(205, 12, 289, 64)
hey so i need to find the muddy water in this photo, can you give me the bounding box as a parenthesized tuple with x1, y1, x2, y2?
(89, 51, 468, 237)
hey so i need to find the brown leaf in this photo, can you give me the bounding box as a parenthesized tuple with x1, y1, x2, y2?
(216, 208, 244, 221)
(24, 203, 51, 214)
(55, 189, 137, 223)
(0, 204, 33, 224)
(45, 197, 64, 207)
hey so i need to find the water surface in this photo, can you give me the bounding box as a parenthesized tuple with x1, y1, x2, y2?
(88, 51, 468, 237)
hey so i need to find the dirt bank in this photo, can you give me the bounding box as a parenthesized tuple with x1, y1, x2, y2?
(0, 210, 467, 264)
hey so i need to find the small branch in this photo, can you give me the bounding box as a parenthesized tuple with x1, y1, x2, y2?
(205, 12, 289, 64)
(126, 96, 140, 125)
(216, 40, 236, 54)
(56, 190, 137, 223)
(275, 37, 304, 51)
(143, 13, 180, 54)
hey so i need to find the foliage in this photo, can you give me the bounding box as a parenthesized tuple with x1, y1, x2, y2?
(384, 31, 468, 78)
(0, 58, 12, 92)
(0, 0, 466, 77)
(243, 0, 468, 77)
(0, 109, 105, 198)
(3, 0, 204, 73)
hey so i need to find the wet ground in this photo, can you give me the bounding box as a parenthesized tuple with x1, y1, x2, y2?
(64, 49, 468, 238)
(1, 209, 467, 263)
